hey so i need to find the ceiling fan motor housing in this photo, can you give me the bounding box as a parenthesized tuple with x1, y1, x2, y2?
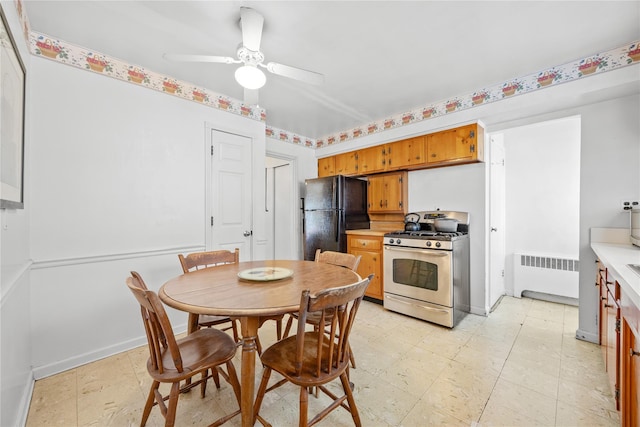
(237, 45, 264, 66)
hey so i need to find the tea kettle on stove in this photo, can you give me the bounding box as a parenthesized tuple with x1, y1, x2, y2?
(404, 212, 421, 231)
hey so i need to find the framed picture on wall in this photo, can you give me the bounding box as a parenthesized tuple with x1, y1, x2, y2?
(0, 5, 25, 209)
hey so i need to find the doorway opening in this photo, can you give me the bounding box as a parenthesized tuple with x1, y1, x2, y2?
(489, 116, 581, 309)
(265, 154, 298, 259)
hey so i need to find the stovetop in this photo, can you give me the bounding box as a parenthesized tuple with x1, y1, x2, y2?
(384, 230, 467, 240)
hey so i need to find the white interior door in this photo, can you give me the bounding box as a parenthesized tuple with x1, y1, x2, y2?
(210, 129, 253, 261)
(489, 133, 506, 310)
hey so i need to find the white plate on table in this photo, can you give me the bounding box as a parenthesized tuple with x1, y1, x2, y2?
(238, 267, 294, 282)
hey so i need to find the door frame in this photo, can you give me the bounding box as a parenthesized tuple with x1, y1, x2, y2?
(488, 132, 506, 310)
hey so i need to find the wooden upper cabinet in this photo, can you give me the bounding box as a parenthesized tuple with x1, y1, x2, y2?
(387, 136, 425, 170)
(334, 151, 359, 175)
(367, 171, 407, 214)
(358, 145, 387, 174)
(317, 157, 335, 178)
(426, 123, 483, 165)
(316, 123, 484, 177)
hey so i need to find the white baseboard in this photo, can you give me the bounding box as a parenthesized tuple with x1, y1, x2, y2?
(575, 328, 599, 344)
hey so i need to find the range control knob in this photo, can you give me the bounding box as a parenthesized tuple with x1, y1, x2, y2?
(396, 239, 401, 245)
(426, 241, 432, 247)
(435, 242, 441, 248)
(389, 239, 394, 244)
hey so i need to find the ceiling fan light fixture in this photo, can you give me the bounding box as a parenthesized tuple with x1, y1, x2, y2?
(235, 65, 266, 89)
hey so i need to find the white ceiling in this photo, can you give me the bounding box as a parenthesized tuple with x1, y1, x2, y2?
(23, 1, 640, 139)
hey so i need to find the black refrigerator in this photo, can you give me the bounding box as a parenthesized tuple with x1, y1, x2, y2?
(302, 175, 370, 260)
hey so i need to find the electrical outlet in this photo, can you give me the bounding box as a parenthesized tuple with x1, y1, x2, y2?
(621, 200, 640, 211)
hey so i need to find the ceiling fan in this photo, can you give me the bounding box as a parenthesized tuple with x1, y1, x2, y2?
(163, 6, 324, 105)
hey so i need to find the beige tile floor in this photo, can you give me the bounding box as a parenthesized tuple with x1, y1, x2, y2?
(26, 296, 620, 426)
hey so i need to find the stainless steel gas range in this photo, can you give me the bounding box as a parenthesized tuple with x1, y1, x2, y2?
(383, 211, 470, 328)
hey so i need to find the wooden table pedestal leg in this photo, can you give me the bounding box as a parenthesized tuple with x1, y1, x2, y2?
(240, 316, 260, 427)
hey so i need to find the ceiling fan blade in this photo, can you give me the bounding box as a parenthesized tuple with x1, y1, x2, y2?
(265, 62, 324, 86)
(244, 88, 259, 106)
(240, 7, 264, 52)
(163, 53, 238, 64)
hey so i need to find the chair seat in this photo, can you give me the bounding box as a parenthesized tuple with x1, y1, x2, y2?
(149, 328, 238, 383)
(260, 332, 349, 387)
(198, 314, 234, 327)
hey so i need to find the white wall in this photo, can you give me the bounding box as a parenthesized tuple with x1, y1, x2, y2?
(28, 56, 266, 377)
(408, 163, 487, 315)
(0, 1, 33, 425)
(578, 94, 640, 342)
(502, 116, 581, 297)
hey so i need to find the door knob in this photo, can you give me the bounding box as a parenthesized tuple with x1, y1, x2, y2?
(491, 227, 497, 232)
(243, 230, 252, 237)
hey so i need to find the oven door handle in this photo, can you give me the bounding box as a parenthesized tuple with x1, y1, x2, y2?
(385, 294, 450, 313)
(384, 246, 449, 256)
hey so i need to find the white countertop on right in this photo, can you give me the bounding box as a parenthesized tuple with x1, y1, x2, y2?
(591, 231, 640, 309)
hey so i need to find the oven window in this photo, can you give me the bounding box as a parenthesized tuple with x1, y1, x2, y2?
(392, 258, 438, 291)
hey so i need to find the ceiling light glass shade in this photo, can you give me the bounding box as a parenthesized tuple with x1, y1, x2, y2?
(234, 65, 266, 89)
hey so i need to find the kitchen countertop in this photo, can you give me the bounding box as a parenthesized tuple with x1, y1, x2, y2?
(591, 229, 640, 309)
(346, 229, 391, 236)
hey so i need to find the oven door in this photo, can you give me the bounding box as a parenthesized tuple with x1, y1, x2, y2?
(383, 245, 452, 308)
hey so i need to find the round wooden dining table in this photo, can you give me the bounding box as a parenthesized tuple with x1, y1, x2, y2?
(159, 259, 361, 427)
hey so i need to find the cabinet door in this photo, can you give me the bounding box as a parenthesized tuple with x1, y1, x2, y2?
(382, 173, 406, 213)
(334, 151, 359, 175)
(358, 145, 387, 174)
(451, 125, 478, 162)
(387, 136, 425, 169)
(622, 318, 639, 426)
(426, 124, 480, 164)
(367, 175, 386, 213)
(606, 288, 620, 410)
(598, 262, 608, 346)
(354, 249, 383, 300)
(348, 235, 383, 300)
(426, 130, 452, 164)
(317, 156, 335, 177)
(367, 172, 407, 214)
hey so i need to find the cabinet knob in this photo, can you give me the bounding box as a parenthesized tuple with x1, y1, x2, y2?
(601, 296, 607, 301)
(631, 348, 640, 357)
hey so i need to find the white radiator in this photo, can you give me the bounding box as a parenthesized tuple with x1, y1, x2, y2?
(513, 253, 579, 299)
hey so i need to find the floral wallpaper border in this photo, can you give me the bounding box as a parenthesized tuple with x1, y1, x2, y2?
(316, 40, 640, 148)
(11, 0, 640, 150)
(29, 31, 267, 122)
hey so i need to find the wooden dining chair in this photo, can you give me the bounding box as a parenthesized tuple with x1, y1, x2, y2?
(282, 249, 362, 340)
(178, 249, 241, 341)
(252, 275, 373, 427)
(126, 272, 242, 427)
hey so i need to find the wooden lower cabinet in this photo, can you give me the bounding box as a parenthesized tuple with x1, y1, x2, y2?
(347, 233, 383, 300)
(597, 256, 640, 423)
(622, 317, 639, 426)
(621, 285, 640, 426)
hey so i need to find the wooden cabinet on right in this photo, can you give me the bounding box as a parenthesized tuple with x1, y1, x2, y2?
(621, 285, 640, 425)
(426, 123, 483, 166)
(597, 256, 640, 423)
(347, 233, 383, 300)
